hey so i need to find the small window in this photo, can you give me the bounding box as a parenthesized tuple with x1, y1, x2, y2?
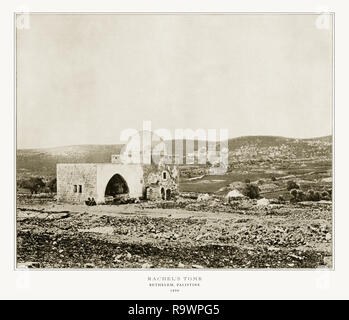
(73, 185, 77, 193)
(79, 185, 82, 193)
(162, 171, 167, 180)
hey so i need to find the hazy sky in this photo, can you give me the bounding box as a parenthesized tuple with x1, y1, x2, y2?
(17, 14, 333, 149)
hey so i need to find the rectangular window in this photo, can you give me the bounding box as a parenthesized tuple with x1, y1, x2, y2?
(73, 185, 77, 193)
(79, 185, 82, 193)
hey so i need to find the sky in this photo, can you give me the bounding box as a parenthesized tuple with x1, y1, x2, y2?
(16, 14, 333, 149)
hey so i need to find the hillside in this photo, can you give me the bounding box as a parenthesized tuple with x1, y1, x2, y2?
(227, 135, 332, 162)
(16, 135, 332, 178)
(228, 135, 331, 149)
(17, 144, 123, 177)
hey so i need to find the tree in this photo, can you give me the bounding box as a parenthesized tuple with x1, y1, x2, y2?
(287, 180, 300, 191)
(46, 178, 57, 193)
(244, 184, 260, 199)
(21, 177, 45, 194)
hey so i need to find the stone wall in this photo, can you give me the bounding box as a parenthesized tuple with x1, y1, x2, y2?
(57, 164, 98, 203)
(143, 164, 179, 200)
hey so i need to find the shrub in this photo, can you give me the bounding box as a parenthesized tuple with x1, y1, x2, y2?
(244, 184, 260, 199)
(321, 191, 329, 198)
(289, 189, 307, 202)
(271, 176, 277, 181)
(287, 180, 300, 191)
(313, 191, 321, 202)
(245, 179, 251, 184)
(290, 188, 298, 200)
(290, 189, 298, 202)
(321, 191, 330, 201)
(297, 190, 306, 202)
(302, 189, 323, 202)
(278, 195, 285, 202)
(41, 186, 51, 193)
(306, 189, 315, 201)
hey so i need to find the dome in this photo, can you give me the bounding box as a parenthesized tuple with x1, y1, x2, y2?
(119, 130, 171, 165)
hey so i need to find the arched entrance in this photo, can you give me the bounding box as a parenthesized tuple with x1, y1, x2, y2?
(161, 187, 165, 200)
(105, 174, 129, 202)
(143, 187, 149, 200)
(166, 189, 171, 200)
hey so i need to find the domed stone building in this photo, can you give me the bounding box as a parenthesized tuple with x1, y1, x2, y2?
(56, 131, 179, 204)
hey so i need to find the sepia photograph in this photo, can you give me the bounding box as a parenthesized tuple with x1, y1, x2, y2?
(15, 13, 333, 270)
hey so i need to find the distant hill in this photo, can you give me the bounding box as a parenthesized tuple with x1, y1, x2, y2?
(17, 144, 123, 177)
(226, 135, 332, 162)
(228, 135, 332, 149)
(16, 135, 332, 178)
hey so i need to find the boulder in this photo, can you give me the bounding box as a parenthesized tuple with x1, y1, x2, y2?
(197, 193, 210, 201)
(192, 264, 204, 269)
(141, 263, 153, 269)
(226, 189, 244, 199)
(256, 198, 270, 206)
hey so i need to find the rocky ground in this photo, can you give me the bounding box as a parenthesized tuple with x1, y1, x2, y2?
(16, 197, 332, 269)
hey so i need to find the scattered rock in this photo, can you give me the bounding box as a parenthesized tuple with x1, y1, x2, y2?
(197, 193, 210, 201)
(256, 198, 270, 206)
(192, 264, 204, 269)
(84, 263, 95, 268)
(323, 256, 332, 267)
(78, 226, 114, 235)
(141, 263, 153, 269)
(196, 233, 210, 241)
(268, 247, 281, 252)
(226, 189, 244, 200)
